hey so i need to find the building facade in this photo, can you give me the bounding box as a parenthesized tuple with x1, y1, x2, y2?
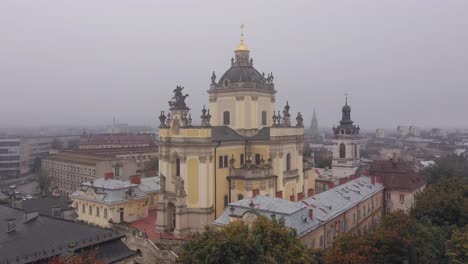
(369, 160, 426, 214)
(331, 98, 361, 179)
(70, 175, 158, 227)
(42, 151, 138, 196)
(79, 133, 155, 149)
(214, 176, 383, 250)
(156, 34, 314, 238)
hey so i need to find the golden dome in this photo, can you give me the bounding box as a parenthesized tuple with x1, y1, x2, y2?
(236, 40, 249, 51)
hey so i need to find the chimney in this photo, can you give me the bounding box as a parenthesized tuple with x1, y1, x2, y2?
(371, 175, 376, 185)
(309, 209, 314, 220)
(51, 206, 62, 218)
(6, 218, 16, 233)
(104, 172, 114, 180)
(376, 175, 382, 184)
(24, 211, 39, 223)
(130, 175, 141, 185)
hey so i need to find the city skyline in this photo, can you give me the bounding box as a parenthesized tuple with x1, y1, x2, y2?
(1, 1, 467, 129)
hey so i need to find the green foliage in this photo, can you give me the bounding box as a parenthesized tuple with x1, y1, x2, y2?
(178, 216, 323, 264)
(144, 157, 159, 172)
(446, 227, 468, 264)
(328, 154, 468, 264)
(38, 169, 51, 196)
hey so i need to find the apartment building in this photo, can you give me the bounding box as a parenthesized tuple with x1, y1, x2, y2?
(42, 151, 137, 196)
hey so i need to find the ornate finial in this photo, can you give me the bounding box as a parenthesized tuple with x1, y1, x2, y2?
(345, 92, 349, 105)
(236, 24, 249, 51)
(241, 24, 245, 39)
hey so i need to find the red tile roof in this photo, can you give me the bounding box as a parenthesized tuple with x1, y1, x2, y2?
(370, 160, 425, 191)
(129, 210, 159, 241)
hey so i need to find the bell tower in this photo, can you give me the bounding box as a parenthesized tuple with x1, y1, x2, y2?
(331, 95, 360, 179)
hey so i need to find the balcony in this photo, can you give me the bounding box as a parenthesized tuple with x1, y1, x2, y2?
(229, 165, 273, 180)
(283, 169, 299, 183)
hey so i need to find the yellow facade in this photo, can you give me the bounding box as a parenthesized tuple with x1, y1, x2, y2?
(155, 36, 315, 238)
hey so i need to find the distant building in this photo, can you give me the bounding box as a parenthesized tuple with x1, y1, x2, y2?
(70, 175, 159, 228)
(429, 128, 447, 138)
(397, 125, 420, 137)
(331, 97, 360, 179)
(306, 109, 322, 143)
(0, 135, 80, 177)
(0, 205, 138, 263)
(375, 128, 385, 138)
(369, 160, 426, 214)
(214, 176, 383, 250)
(71, 146, 159, 171)
(42, 151, 138, 196)
(79, 132, 155, 149)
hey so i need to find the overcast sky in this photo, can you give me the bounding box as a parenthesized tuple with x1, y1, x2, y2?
(1, 1, 467, 130)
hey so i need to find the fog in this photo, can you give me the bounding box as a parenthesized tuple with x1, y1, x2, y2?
(1, 1, 467, 130)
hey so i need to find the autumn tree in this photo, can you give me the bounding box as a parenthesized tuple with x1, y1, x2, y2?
(178, 216, 324, 264)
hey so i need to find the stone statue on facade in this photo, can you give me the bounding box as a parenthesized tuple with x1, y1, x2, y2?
(296, 112, 304, 128)
(168, 86, 189, 110)
(175, 176, 186, 196)
(211, 71, 216, 84)
(159, 111, 167, 128)
(282, 101, 291, 127)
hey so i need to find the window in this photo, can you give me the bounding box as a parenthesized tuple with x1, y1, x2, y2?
(104, 209, 108, 219)
(319, 235, 324, 247)
(400, 194, 404, 202)
(255, 154, 261, 165)
(219, 156, 224, 168)
(176, 158, 181, 176)
(89, 205, 92, 215)
(339, 143, 346, 158)
(261, 111, 267, 126)
(96, 207, 100, 217)
(385, 192, 391, 200)
(238, 194, 244, 200)
(224, 156, 228, 168)
(354, 144, 358, 158)
(82, 204, 85, 213)
(240, 154, 245, 166)
(223, 111, 230, 125)
(286, 153, 291, 170)
(223, 195, 228, 208)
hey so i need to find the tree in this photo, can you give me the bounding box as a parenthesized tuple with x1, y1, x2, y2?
(38, 169, 51, 196)
(446, 228, 468, 264)
(144, 157, 159, 173)
(178, 216, 323, 264)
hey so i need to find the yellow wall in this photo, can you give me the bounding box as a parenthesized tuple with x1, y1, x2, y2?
(187, 158, 200, 206)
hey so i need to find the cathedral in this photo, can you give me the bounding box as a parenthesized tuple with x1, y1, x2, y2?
(155, 32, 315, 237)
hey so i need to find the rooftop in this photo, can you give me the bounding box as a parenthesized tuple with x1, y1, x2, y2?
(0, 205, 137, 264)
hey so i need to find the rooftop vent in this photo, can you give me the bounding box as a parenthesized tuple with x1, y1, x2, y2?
(6, 218, 16, 233)
(24, 211, 39, 223)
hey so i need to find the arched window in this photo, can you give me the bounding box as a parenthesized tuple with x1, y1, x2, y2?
(223, 111, 230, 125)
(286, 153, 291, 171)
(255, 154, 261, 165)
(176, 158, 181, 176)
(261, 111, 267, 126)
(354, 144, 358, 158)
(340, 143, 346, 158)
(240, 154, 245, 166)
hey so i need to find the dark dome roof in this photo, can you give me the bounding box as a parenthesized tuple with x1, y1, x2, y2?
(342, 104, 351, 112)
(218, 66, 265, 85)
